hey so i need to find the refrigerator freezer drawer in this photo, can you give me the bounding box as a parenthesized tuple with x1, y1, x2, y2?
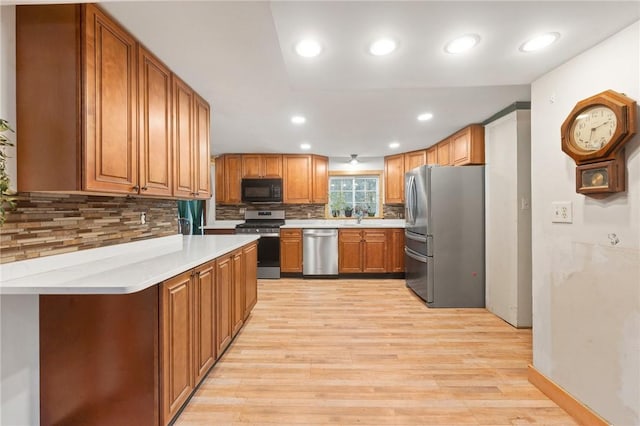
(404, 247, 434, 304)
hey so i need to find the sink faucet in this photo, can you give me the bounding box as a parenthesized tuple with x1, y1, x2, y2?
(356, 211, 363, 224)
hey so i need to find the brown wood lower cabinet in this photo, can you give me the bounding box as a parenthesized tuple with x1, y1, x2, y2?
(161, 271, 195, 424)
(39, 241, 258, 426)
(280, 228, 303, 273)
(216, 254, 233, 356)
(243, 243, 258, 317)
(338, 228, 404, 274)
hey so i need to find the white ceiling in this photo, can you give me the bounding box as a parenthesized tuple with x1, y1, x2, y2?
(99, 1, 640, 157)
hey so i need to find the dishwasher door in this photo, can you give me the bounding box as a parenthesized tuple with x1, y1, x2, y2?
(303, 229, 338, 276)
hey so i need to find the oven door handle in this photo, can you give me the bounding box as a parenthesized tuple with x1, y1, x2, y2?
(256, 233, 280, 237)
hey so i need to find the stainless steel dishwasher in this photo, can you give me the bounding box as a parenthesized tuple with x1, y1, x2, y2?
(303, 229, 339, 276)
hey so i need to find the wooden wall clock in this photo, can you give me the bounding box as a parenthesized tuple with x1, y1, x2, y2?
(561, 89, 637, 197)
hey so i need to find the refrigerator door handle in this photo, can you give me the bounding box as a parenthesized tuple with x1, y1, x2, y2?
(405, 175, 415, 225)
(405, 231, 427, 243)
(404, 247, 428, 263)
(410, 176, 418, 225)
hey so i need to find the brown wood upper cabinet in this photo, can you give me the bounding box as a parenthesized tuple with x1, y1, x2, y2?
(283, 155, 312, 203)
(173, 76, 212, 199)
(242, 154, 283, 178)
(312, 155, 329, 204)
(451, 124, 485, 165)
(426, 147, 437, 165)
(437, 140, 452, 166)
(384, 154, 405, 204)
(16, 4, 210, 199)
(404, 150, 427, 173)
(139, 47, 173, 197)
(216, 154, 243, 204)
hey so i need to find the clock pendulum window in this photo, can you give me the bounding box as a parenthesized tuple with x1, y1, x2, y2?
(561, 89, 637, 197)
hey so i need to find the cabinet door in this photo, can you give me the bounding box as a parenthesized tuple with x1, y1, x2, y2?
(283, 155, 312, 203)
(215, 155, 225, 203)
(262, 155, 283, 178)
(362, 229, 387, 272)
(241, 154, 262, 178)
(452, 124, 485, 165)
(172, 75, 195, 198)
(84, 4, 138, 194)
(194, 94, 211, 199)
(384, 154, 405, 204)
(243, 243, 258, 318)
(280, 229, 302, 273)
(312, 155, 328, 204)
(437, 140, 452, 166)
(338, 230, 363, 273)
(387, 229, 405, 273)
(193, 261, 216, 384)
(138, 46, 172, 197)
(160, 271, 193, 425)
(426, 147, 437, 165)
(224, 154, 243, 204)
(216, 255, 233, 355)
(232, 250, 244, 337)
(404, 150, 426, 172)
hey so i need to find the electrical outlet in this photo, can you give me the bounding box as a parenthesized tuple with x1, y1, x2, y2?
(239, 208, 246, 214)
(140, 212, 146, 225)
(551, 201, 572, 223)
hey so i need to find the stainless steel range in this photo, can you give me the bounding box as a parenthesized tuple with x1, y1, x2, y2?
(235, 210, 285, 279)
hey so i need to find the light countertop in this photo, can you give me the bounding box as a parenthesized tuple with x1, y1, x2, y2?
(0, 234, 259, 295)
(204, 219, 405, 229)
(282, 219, 405, 229)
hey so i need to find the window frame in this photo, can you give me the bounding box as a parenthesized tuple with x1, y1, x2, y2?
(326, 170, 383, 219)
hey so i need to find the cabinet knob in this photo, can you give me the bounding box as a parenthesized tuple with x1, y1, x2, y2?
(132, 185, 140, 191)
(141, 186, 148, 191)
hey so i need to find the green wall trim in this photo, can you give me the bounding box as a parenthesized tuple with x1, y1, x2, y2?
(483, 101, 531, 125)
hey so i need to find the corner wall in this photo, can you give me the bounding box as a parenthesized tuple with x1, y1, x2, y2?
(531, 21, 640, 425)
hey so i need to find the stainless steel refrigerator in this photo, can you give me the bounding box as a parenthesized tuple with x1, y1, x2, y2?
(404, 165, 485, 307)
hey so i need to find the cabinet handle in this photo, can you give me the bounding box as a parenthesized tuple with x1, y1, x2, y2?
(132, 185, 140, 191)
(141, 186, 148, 191)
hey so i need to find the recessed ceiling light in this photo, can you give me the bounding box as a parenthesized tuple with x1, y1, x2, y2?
(444, 34, 480, 54)
(389, 141, 400, 149)
(520, 32, 560, 52)
(369, 38, 397, 56)
(291, 115, 306, 125)
(417, 112, 433, 122)
(300, 143, 311, 150)
(295, 39, 322, 58)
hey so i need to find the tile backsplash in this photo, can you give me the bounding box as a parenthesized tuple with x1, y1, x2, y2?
(1, 193, 177, 264)
(216, 203, 405, 220)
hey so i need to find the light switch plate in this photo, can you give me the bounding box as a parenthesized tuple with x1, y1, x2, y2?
(551, 201, 572, 223)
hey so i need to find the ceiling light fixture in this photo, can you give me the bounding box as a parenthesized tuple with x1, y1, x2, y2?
(389, 141, 400, 149)
(349, 154, 359, 165)
(300, 143, 311, 150)
(291, 115, 306, 125)
(444, 34, 480, 54)
(295, 39, 322, 58)
(417, 112, 433, 122)
(369, 38, 397, 56)
(520, 32, 560, 52)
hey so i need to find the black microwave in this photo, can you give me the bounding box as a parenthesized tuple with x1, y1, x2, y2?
(241, 178, 283, 203)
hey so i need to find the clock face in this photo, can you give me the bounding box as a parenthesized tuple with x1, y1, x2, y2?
(571, 105, 617, 152)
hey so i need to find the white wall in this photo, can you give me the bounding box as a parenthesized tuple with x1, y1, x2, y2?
(328, 156, 383, 172)
(485, 109, 532, 328)
(0, 5, 17, 190)
(531, 21, 640, 425)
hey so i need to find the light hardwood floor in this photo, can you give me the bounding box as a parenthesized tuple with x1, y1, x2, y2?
(176, 279, 576, 425)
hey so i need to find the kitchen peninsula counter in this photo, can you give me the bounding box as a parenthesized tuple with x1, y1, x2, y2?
(0, 234, 259, 295)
